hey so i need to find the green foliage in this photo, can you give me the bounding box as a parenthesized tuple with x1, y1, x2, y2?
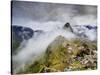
(12, 40, 21, 55)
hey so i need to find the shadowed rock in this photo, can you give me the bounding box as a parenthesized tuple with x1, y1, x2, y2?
(12, 25, 45, 55)
(63, 22, 73, 32)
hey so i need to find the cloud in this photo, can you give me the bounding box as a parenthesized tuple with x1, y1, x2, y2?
(12, 1, 97, 25)
(12, 1, 97, 73)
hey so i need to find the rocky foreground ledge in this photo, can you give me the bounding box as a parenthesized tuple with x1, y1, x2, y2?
(17, 35, 97, 74)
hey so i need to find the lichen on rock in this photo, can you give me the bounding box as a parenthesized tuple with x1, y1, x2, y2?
(18, 35, 97, 73)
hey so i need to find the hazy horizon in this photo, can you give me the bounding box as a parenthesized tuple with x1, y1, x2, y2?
(12, 1, 97, 27)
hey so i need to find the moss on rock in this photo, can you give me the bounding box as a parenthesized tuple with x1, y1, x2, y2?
(17, 35, 97, 73)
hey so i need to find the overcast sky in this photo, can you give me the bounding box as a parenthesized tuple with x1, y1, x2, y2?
(11, 1, 97, 25)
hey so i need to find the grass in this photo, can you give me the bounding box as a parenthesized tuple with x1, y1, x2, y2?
(16, 35, 97, 73)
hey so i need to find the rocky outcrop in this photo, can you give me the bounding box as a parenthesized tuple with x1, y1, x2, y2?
(12, 25, 34, 54)
(12, 25, 34, 41)
(18, 35, 97, 73)
(63, 22, 73, 32)
(12, 25, 44, 55)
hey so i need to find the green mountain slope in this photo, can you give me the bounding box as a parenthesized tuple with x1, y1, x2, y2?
(17, 35, 97, 74)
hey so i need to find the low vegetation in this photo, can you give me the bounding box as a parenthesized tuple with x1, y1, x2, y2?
(17, 35, 97, 73)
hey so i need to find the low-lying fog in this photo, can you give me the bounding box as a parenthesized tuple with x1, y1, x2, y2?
(11, 1, 97, 73)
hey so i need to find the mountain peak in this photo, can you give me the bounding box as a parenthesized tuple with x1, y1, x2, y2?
(63, 22, 73, 32)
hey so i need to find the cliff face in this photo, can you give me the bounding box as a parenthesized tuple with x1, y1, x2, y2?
(63, 23, 73, 32)
(12, 25, 44, 55)
(12, 25, 34, 55)
(18, 35, 97, 73)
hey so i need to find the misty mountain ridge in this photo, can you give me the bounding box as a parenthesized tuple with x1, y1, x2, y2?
(12, 23, 97, 43)
(12, 23, 97, 73)
(17, 35, 97, 73)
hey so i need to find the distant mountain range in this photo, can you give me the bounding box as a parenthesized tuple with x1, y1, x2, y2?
(12, 25, 34, 54)
(72, 25, 97, 41)
(12, 25, 44, 54)
(12, 24, 97, 54)
(84, 25, 97, 30)
(12, 24, 97, 42)
(12, 25, 34, 42)
(12, 24, 97, 73)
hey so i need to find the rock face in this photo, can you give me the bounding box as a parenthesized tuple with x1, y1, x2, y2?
(12, 25, 34, 54)
(18, 35, 97, 73)
(12, 25, 34, 41)
(12, 25, 44, 55)
(63, 22, 73, 32)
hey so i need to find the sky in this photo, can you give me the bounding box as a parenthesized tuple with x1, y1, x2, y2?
(11, 1, 97, 26)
